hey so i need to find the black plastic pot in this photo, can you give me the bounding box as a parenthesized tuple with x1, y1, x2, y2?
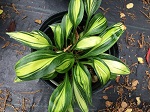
(39, 11, 119, 94)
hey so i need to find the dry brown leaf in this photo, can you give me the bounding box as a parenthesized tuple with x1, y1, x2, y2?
(131, 80, 139, 87)
(121, 101, 128, 109)
(102, 95, 108, 100)
(125, 108, 132, 112)
(120, 12, 126, 18)
(126, 3, 134, 9)
(6, 21, 16, 32)
(105, 101, 113, 107)
(137, 57, 144, 64)
(35, 19, 42, 24)
(136, 97, 141, 105)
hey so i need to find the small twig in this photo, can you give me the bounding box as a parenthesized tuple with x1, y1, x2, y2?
(17, 89, 42, 94)
(3, 91, 10, 111)
(1, 41, 10, 49)
(15, 50, 23, 55)
(22, 98, 26, 112)
(103, 85, 114, 92)
(75, 30, 79, 42)
(12, 3, 20, 14)
(22, 16, 27, 20)
(63, 44, 72, 52)
(6, 104, 18, 112)
(99, 6, 110, 14)
(0, 36, 6, 41)
(140, 10, 150, 20)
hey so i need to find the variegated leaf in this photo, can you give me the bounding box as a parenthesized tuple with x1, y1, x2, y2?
(14, 77, 24, 83)
(62, 14, 73, 40)
(80, 23, 126, 58)
(56, 55, 75, 73)
(99, 53, 130, 74)
(75, 36, 101, 50)
(73, 78, 89, 112)
(83, 13, 107, 37)
(48, 74, 72, 112)
(93, 58, 110, 85)
(15, 50, 67, 81)
(84, 0, 102, 19)
(49, 23, 60, 32)
(68, 0, 84, 28)
(7, 30, 52, 50)
(73, 63, 92, 104)
(54, 24, 64, 49)
(67, 104, 74, 112)
(41, 72, 58, 80)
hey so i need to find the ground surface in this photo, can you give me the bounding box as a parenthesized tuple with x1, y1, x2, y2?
(0, 0, 150, 112)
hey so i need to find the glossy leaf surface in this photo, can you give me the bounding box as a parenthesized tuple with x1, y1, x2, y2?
(48, 74, 72, 112)
(99, 53, 130, 74)
(68, 0, 84, 27)
(80, 23, 126, 58)
(7, 30, 52, 50)
(75, 36, 101, 50)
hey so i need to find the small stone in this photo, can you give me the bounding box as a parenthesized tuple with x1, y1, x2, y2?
(136, 97, 141, 105)
(125, 108, 132, 112)
(126, 3, 134, 9)
(120, 12, 126, 18)
(137, 57, 144, 64)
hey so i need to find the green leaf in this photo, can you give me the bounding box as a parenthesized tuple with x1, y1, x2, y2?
(48, 74, 72, 112)
(14, 77, 24, 83)
(84, 0, 102, 19)
(73, 77, 89, 112)
(73, 63, 92, 104)
(0, 9, 3, 14)
(6, 30, 52, 50)
(83, 13, 107, 37)
(56, 54, 75, 73)
(110, 73, 118, 80)
(80, 22, 126, 58)
(99, 53, 130, 74)
(49, 23, 60, 32)
(67, 104, 74, 112)
(68, 0, 84, 28)
(54, 24, 64, 49)
(93, 58, 110, 85)
(75, 36, 101, 50)
(62, 14, 73, 40)
(41, 72, 58, 80)
(15, 50, 67, 81)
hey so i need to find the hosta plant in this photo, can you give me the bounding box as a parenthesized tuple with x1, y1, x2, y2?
(7, 0, 130, 111)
